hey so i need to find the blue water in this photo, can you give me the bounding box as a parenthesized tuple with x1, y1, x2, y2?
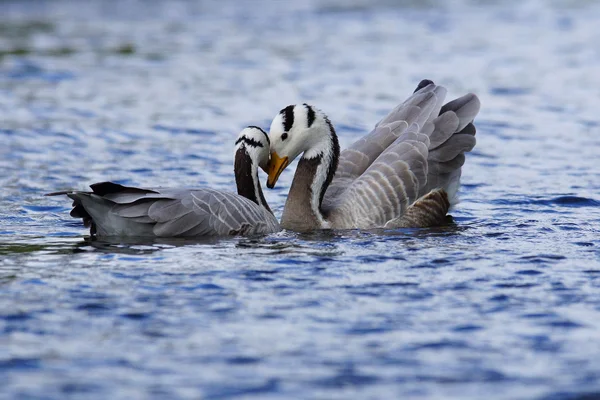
(2, 0, 600, 399)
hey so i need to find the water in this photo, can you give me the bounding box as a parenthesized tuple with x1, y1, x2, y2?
(1, 0, 600, 398)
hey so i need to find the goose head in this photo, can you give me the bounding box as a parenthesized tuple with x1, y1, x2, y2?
(266, 104, 336, 188)
(234, 126, 273, 212)
(234, 126, 270, 171)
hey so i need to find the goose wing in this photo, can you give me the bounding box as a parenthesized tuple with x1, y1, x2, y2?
(322, 82, 445, 207)
(323, 83, 480, 229)
(324, 127, 431, 229)
(53, 182, 279, 237)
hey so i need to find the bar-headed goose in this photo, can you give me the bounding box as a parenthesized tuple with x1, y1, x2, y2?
(47, 127, 280, 237)
(265, 80, 480, 231)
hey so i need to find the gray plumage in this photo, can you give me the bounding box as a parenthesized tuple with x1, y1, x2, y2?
(323, 82, 480, 229)
(55, 185, 278, 237)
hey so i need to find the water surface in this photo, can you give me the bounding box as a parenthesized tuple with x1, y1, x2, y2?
(1, 1, 600, 399)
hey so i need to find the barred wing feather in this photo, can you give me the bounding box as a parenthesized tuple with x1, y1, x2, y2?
(58, 182, 279, 237)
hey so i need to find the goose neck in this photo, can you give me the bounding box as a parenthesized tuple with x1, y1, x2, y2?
(235, 149, 272, 214)
(281, 122, 339, 230)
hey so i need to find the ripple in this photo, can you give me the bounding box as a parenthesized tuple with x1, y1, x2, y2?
(2, 1, 600, 399)
(490, 87, 532, 96)
(312, 367, 379, 388)
(152, 124, 215, 136)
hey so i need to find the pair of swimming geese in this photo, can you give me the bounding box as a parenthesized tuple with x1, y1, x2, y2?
(48, 80, 480, 237)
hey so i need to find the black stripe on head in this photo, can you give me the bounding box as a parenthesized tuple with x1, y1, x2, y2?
(247, 126, 270, 144)
(280, 105, 295, 132)
(235, 136, 264, 148)
(304, 103, 316, 128)
(320, 116, 340, 208)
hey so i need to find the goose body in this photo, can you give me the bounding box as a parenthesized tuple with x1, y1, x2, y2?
(266, 80, 480, 231)
(47, 127, 280, 237)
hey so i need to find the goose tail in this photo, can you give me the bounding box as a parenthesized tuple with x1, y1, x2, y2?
(45, 190, 97, 234)
(422, 91, 480, 206)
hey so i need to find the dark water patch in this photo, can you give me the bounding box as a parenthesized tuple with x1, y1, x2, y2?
(516, 269, 544, 275)
(551, 196, 600, 207)
(523, 334, 562, 352)
(356, 254, 406, 263)
(0, 243, 51, 255)
(485, 231, 505, 238)
(489, 294, 510, 302)
(1, 312, 33, 321)
(153, 124, 215, 136)
(522, 312, 557, 319)
(540, 104, 567, 114)
(490, 86, 532, 96)
(495, 282, 538, 289)
(225, 356, 262, 365)
(452, 324, 484, 332)
(557, 223, 583, 231)
(450, 282, 471, 291)
(411, 258, 451, 269)
(406, 291, 434, 301)
(0, 20, 54, 37)
(68, 107, 95, 118)
(4, 61, 75, 82)
(120, 311, 151, 320)
(22, 205, 66, 213)
(409, 340, 470, 351)
(344, 289, 381, 298)
(0, 357, 41, 370)
(541, 392, 600, 400)
(363, 281, 419, 288)
(203, 378, 279, 400)
(0, 46, 77, 59)
(76, 302, 114, 314)
(492, 196, 599, 208)
(61, 382, 105, 395)
(543, 320, 583, 329)
(113, 43, 135, 55)
(550, 282, 573, 292)
(20, 278, 47, 286)
(130, 168, 153, 174)
(312, 367, 379, 388)
(519, 254, 566, 263)
(241, 269, 279, 282)
(257, 312, 283, 320)
(580, 119, 600, 129)
(414, 369, 508, 383)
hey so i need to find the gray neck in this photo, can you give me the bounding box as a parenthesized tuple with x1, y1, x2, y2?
(234, 148, 272, 214)
(281, 156, 325, 231)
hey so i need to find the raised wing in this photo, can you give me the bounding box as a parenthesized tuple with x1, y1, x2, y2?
(322, 82, 480, 229)
(322, 82, 444, 208)
(325, 128, 430, 229)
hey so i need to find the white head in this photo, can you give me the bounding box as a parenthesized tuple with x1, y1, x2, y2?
(266, 104, 335, 188)
(234, 126, 271, 171)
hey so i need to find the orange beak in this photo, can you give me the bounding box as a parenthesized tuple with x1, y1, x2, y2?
(266, 152, 289, 189)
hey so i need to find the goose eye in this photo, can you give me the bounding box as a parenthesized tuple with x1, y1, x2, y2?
(281, 132, 288, 141)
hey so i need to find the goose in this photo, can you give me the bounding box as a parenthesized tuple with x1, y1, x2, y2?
(265, 80, 480, 231)
(46, 127, 280, 237)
